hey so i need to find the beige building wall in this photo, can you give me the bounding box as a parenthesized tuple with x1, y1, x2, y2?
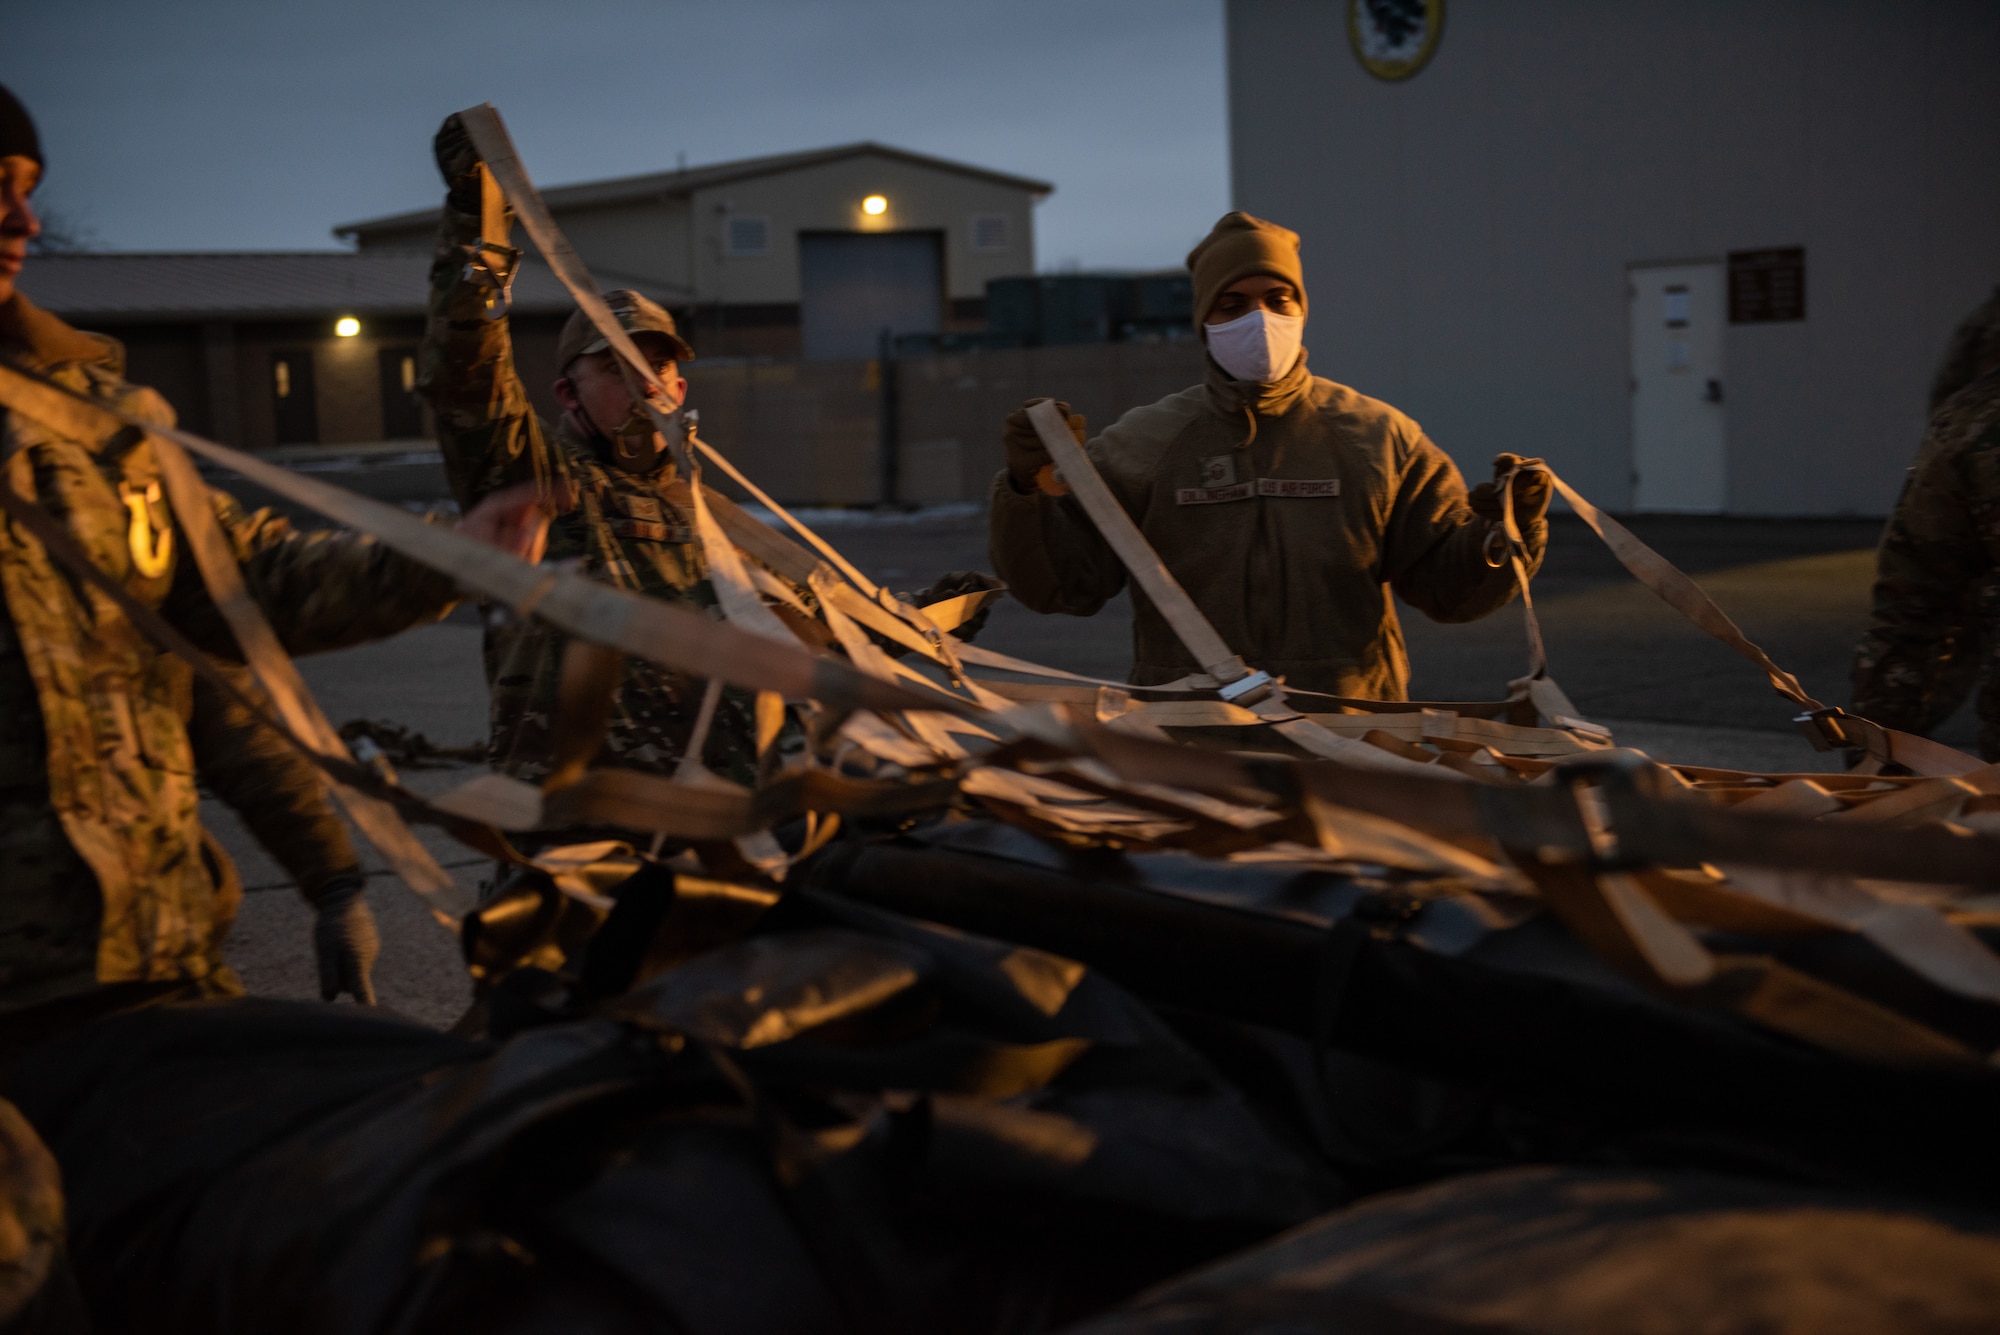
(555, 197, 695, 294)
(685, 155, 1036, 306)
(693, 341, 1204, 506)
(347, 152, 1039, 309)
(1227, 0, 2000, 516)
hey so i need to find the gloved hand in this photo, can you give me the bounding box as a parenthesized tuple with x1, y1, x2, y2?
(312, 875, 380, 1004)
(872, 571, 1002, 657)
(1467, 453, 1553, 526)
(433, 113, 483, 213)
(910, 570, 1000, 645)
(1002, 399, 1086, 493)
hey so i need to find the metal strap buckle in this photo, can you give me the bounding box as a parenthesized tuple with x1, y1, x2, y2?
(1793, 705, 1852, 753)
(462, 239, 523, 321)
(1217, 669, 1274, 706)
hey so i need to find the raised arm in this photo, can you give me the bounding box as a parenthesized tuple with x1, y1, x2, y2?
(418, 113, 553, 514)
(987, 399, 1134, 616)
(1382, 434, 1547, 624)
(162, 489, 459, 658)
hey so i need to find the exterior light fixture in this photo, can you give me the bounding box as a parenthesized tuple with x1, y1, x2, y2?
(862, 195, 888, 216)
(335, 316, 361, 337)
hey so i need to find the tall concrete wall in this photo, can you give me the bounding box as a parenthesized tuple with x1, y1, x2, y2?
(1226, 0, 2000, 515)
(692, 341, 1207, 507)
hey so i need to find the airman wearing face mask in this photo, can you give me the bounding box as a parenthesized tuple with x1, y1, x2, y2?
(989, 211, 1550, 703)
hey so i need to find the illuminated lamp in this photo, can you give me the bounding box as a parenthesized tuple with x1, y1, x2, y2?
(862, 195, 888, 216)
(335, 316, 361, 337)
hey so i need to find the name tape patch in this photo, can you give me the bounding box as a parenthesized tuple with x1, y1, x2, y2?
(1175, 477, 1340, 506)
(1257, 477, 1340, 498)
(1174, 482, 1254, 506)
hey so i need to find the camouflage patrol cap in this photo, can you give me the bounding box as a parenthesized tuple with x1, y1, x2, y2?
(556, 289, 693, 372)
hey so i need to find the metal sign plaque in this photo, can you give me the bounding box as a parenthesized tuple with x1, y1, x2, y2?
(1728, 248, 1807, 324)
(1348, 0, 1445, 82)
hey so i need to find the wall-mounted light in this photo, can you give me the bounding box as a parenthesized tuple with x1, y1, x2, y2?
(335, 316, 361, 337)
(862, 195, 888, 216)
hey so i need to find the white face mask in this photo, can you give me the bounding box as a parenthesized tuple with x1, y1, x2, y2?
(1204, 308, 1305, 384)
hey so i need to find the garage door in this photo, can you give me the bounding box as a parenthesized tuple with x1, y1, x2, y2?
(799, 231, 943, 361)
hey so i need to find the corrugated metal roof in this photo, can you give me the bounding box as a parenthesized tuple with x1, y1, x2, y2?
(15, 251, 678, 322)
(334, 141, 1055, 242)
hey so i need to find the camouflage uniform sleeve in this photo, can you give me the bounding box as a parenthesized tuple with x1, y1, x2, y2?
(418, 160, 553, 515)
(1381, 429, 1543, 624)
(163, 489, 459, 658)
(189, 661, 361, 901)
(1851, 429, 1984, 736)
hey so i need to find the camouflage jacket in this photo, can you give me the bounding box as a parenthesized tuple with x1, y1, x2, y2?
(190, 660, 360, 902)
(1851, 368, 2000, 758)
(989, 355, 1543, 700)
(421, 201, 763, 786)
(0, 295, 458, 1008)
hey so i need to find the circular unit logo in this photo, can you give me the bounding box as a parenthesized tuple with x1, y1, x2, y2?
(1348, 0, 1445, 82)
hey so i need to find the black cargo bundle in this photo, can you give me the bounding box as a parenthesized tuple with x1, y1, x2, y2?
(10, 820, 2000, 1333)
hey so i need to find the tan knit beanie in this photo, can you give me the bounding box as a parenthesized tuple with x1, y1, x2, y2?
(1186, 212, 1307, 325)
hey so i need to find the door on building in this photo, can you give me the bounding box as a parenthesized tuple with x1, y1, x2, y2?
(270, 348, 319, 446)
(377, 346, 424, 439)
(798, 232, 943, 361)
(1628, 262, 1726, 512)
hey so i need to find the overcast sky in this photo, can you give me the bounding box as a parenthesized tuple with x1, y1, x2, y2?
(7, 0, 1230, 272)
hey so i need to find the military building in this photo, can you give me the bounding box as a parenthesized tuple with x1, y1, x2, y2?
(17, 142, 1049, 451)
(1227, 0, 2000, 515)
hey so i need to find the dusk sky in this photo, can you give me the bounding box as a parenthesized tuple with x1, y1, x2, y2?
(7, 0, 1231, 272)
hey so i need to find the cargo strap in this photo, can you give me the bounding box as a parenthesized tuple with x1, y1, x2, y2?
(1026, 399, 1978, 778)
(3, 358, 1996, 911)
(1025, 399, 1513, 776)
(149, 437, 459, 900)
(0, 471, 503, 917)
(456, 104, 979, 696)
(1532, 465, 1981, 776)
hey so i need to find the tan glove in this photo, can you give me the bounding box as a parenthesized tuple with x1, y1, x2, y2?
(1467, 453, 1552, 525)
(1002, 399, 1086, 495)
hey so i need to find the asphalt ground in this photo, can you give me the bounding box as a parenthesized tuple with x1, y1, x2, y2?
(209, 453, 1968, 1027)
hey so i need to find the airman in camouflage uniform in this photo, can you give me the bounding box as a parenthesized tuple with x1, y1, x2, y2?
(0, 85, 548, 1018)
(190, 664, 381, 1003)
(422, 115, 770, 788)
(1851, 288, 2000, 758)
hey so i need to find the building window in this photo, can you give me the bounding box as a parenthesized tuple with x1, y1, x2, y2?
(970, 214, 1010, 252)
(724, 214, 771, 256)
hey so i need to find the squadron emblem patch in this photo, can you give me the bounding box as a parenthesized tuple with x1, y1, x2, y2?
(1348, 0, 1444, 82)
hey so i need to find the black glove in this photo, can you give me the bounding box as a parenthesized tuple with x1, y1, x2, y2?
(910, 570, 1000, 645)
(1467, 452, 1552, 526)
(313, 875, 380, 1004)
(870, 571, 1002, 658)
(433, 113, 483, 213)
(1001, 399, 1085, 493)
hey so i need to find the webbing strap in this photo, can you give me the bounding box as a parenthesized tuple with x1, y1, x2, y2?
(1024, 399, 1251, 686)
(1023, 399, 1503, 775)
(1536, 467, 1982, 775)
(150, 438, 455, 898)
(453, 106, 888, 601)
(1493, 459, 1549, 680)
(0, 361, 952, 723)
(0, 477, 493, 916)
(1539, 468, 1815, 707)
